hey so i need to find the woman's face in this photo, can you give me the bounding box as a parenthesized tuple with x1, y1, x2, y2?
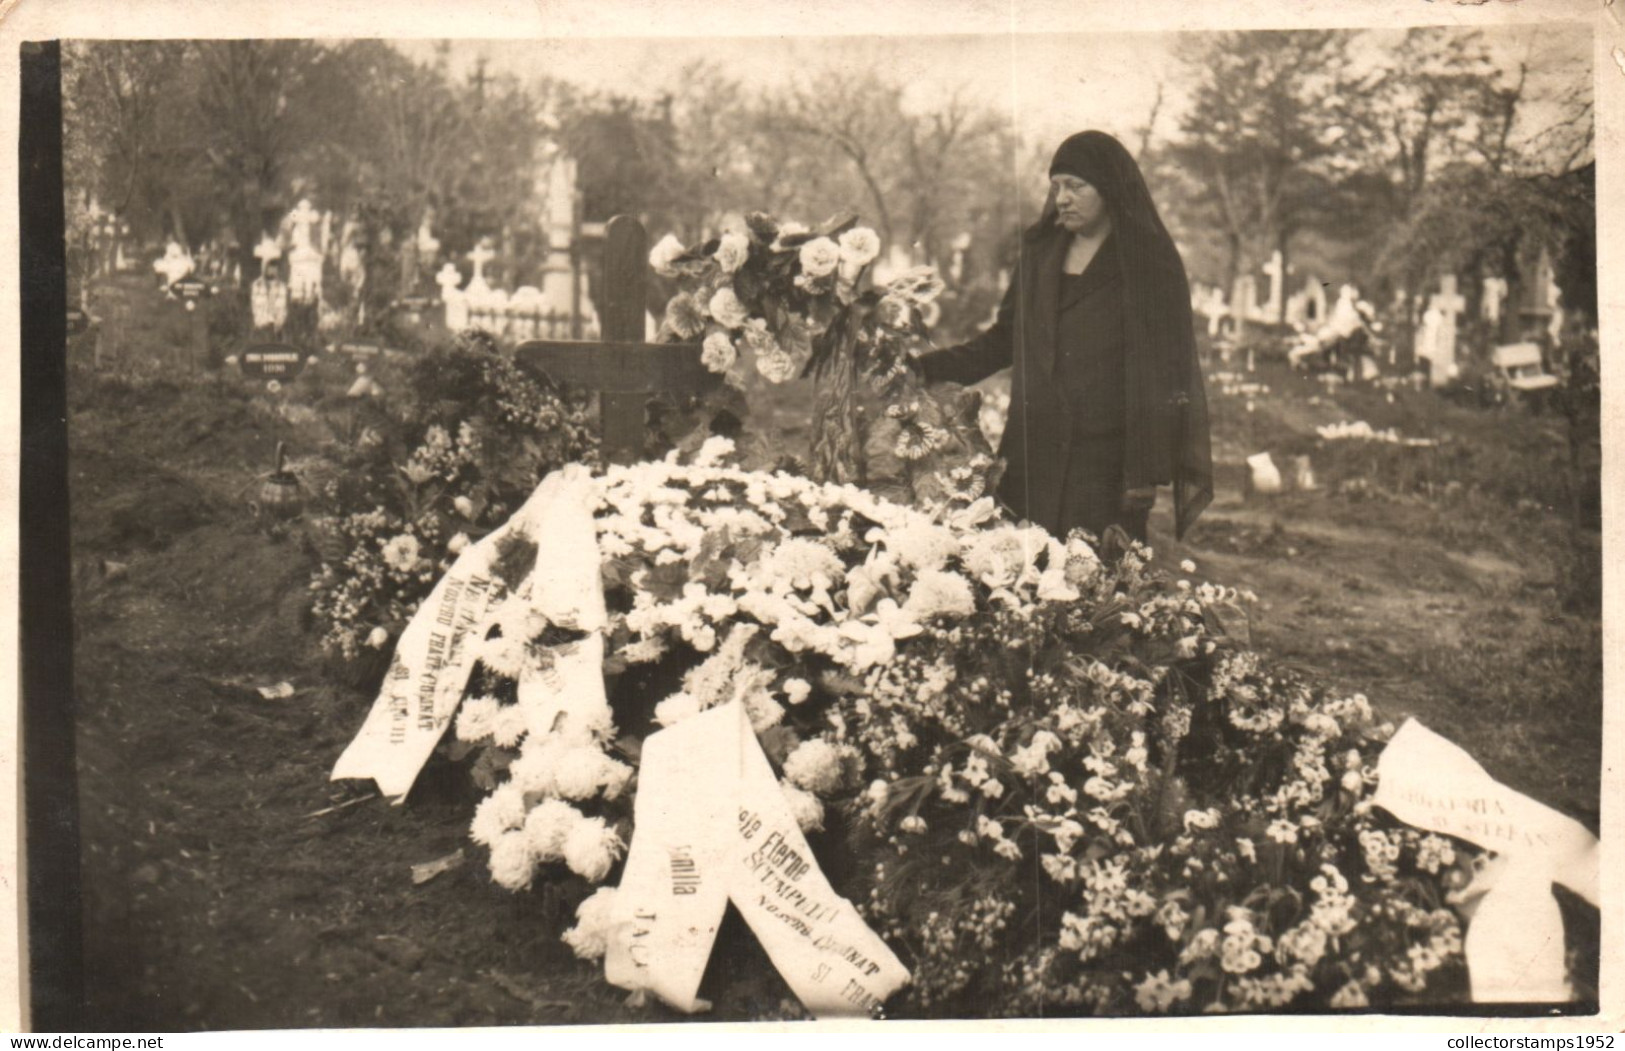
(1051, 174, 1108, 235)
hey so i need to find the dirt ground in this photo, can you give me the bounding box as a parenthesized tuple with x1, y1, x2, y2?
(61, 302, 1602, 1029)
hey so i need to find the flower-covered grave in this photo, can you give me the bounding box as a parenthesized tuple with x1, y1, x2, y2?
(331, 435, 1597, 1017)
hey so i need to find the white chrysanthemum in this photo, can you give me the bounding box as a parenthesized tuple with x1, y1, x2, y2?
(491, 705, 529, 749)
(562, 886, 620, 960)
(552, 746, 619, 801)
(523, 798, 584, 862)
(781, 677, 812, 705)
(885, 519, 958, 572)
(782, 738, 844, 795)
(648, 234, 686, 277)
(782, 784, 825, 832)
(470, 782, 528, 847)
(455, 695, 502, 742)
(479, 634, 530, 680)
(798, 237, 840, 278)
(764, 538, 845, 591)
(381, 534, 422, 572)
(489, 830, 536, 891)
(708, 286, 751, 329)
(366, 626, 390, 649)
(837, 227, 881, 268)
(903, 569, 976, 620)
(508, 735, 570, 795)
(963, 526, 1042, 589)
(654, 691, 703, 727)
(714, 231, 750, 274)
(453, 495, 475, 518)
(563, 816, 625, 883)
(447, 532, 470, 555)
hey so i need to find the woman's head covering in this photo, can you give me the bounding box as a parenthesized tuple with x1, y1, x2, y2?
(1027, 131, 1213, 540)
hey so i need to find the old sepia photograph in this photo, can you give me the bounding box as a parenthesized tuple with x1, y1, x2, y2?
(7, 0, 1612, 1034)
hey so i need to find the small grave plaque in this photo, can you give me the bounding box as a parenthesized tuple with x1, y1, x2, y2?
(335, 338, 382, 358)
(170, 275, 211, 302)
(241, 343, 307, 379)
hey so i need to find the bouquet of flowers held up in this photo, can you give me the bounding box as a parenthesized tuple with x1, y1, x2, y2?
(649, 213, 1001, 516)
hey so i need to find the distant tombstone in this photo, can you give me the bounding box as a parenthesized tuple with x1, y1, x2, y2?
(153, 241, 194, 288)
(1245, 452, 1282, 496)
(251, 236, 288, 332)
(1231, 274, 1257, 329)
(287, 199, 325, 304)
(167, 275, 213, 371)
(466, 240, 497, 296)
(416, 217, 440, 262)
(1289, 278, 1327, 327)
(240, 343, 307, 380)
(66, 306, 91, 338)
(1416, 306, 1446, 386)
(1260, 251, 1285, 323)
(1482, 276, 1508, 325)
(1425, 276, 1466, 385)
(339, 217, 366, 306)
(438, 263, 468, 330)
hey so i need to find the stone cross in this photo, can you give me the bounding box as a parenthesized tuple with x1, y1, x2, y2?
(1426, 275, 1466, 384)
(288, 199, 321, 250)
(466, 240, 496, 293)
(153, 241, 194, 287)
(516, 216, 720, 464)
(254, 235, 282, 281)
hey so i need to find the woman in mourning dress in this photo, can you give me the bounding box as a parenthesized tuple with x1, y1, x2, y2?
(919, 130, 1212, 545)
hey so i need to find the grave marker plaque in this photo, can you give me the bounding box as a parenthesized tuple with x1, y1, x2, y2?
(516, 215, 719, 464)
(241, 343, 307, 379)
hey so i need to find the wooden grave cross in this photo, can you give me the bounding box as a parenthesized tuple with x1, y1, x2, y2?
(516, 215, 719, 464)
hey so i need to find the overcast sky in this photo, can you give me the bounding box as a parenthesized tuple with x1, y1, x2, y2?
(394, 23, 1591, 160)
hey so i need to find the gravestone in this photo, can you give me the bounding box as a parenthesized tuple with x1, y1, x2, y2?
(516, 215, 720, 464)
(1482, 276, 1508, 326)
(252, 236, 289, 332)
(438, 263, 469, 331)
(1288, 277, 1327, 327)
(167, 274, 212, 371)
(1415, 306, 1445, 386)
(153, 241, 194, 288)
(466, 240, 496, 297)
(1424, 276, 1466, 386)
(1260, 251, 1285, 323)
(1231, 274, 1257, 330)
(287, 199, 325, 304)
